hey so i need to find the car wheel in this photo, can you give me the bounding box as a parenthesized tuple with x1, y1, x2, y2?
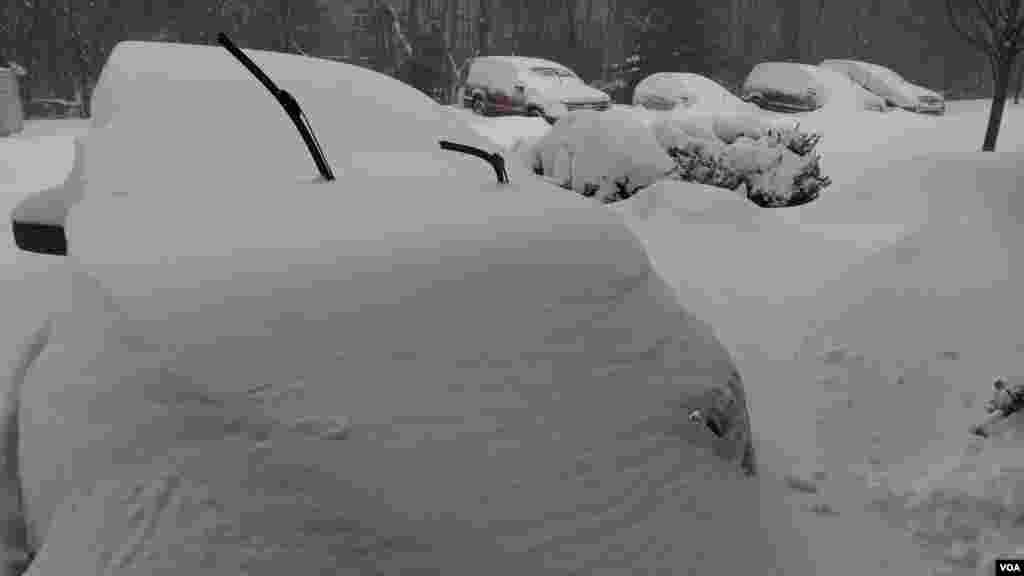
(526, 105, 542, 117)
(472, 96, 488, 116)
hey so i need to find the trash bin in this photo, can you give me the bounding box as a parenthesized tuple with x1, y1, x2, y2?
(1, 66, 25, 136)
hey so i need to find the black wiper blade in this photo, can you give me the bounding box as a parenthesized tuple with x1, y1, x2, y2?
(439, 140, 509, 184)
(216, 32, 334, 181)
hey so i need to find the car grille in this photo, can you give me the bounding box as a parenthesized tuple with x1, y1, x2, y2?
(565, 100, 610, 112)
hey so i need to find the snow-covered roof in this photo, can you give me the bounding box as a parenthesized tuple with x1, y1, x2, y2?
(475, 55, 574, 72)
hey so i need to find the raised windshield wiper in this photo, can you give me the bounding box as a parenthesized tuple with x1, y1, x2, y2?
(438, 140, 509, 184)
(216, 32, 335, 181)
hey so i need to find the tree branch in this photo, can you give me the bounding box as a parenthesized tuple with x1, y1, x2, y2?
(974, 0, 998, 30)
(947, 0, 997, 53)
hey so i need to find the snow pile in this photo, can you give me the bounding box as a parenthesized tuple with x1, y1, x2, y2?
(790, 151, 1024, 573)
(82, 41, 496, 190)
(18, 132, 828, 572)
(652, 113, 830, 207)
(521, 109, 674, 203)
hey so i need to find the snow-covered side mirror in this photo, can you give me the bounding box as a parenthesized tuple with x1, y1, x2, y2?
(10, 137, 86, 256)
(12, 221, 66, 256)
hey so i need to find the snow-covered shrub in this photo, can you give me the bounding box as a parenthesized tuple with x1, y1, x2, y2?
(653, 114, 831, 208)
(525, 109, 675, 203)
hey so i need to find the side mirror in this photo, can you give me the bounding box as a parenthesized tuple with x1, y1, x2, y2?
(10, 136, 85, 257)
(12, 221, 66, 256)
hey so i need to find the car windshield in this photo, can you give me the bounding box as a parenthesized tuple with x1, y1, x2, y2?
(865, 64, 905, 86)
(530, 67, 576, 79)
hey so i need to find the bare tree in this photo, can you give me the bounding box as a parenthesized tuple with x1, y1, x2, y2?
(477, 0, 490, 56)
(945, 0, 1024, 151)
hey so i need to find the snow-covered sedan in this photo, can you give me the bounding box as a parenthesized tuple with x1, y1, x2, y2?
(0, 38, 815, 575)
(821, 59, 945, 115)
(741, 61, 888, 114)
(632, 72, 755, 115)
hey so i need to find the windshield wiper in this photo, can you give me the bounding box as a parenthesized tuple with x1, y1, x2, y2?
(439, 140, 509, 184)
(217, 33, 335, 181)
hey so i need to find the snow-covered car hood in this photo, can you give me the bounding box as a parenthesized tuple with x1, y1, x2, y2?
(527, 77, 609, 104)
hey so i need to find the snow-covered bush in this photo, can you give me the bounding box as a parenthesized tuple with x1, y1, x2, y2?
(524, 109, 675, 203)
(653, 114, 831, 207)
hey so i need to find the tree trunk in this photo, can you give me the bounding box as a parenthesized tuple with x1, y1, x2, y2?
(1015, 58, 1023, 104)
(982, 54, 1014, 151)
(477, 0, 489, 56)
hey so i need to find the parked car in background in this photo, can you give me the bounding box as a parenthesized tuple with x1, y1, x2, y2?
(456, 56, 611, 124)
(810, 66, 890, 113)
(633, 72, 755, 115)
(820, 59, 945, 115)
(741, 62, 824, 113)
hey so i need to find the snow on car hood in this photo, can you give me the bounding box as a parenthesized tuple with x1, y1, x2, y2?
(526, 76, 608, 103)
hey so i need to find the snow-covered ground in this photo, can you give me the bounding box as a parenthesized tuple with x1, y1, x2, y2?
(3, 93, 1024, 573)
(458, 100, 1024, 574)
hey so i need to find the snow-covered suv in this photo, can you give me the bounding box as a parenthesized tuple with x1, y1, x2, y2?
(457, 56, 611, 124)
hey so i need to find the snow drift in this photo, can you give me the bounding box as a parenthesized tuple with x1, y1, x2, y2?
(798, 151, 1024, 572)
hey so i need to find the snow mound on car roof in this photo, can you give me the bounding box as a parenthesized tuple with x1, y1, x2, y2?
(85, 41, 494, 186)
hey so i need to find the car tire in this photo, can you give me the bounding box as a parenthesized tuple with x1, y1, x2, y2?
(472, 96, 488, 116)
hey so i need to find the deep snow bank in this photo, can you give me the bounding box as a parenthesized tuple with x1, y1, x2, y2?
(797, 151, 1024, 573)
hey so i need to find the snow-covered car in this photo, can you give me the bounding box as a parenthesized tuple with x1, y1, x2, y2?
(632, 72, 754, 115)
(820, 59, 945, 115)
(811, 65, 890, 113)
(741, 62, 890, 114)
(0, 39, 817, 575)
(741, 62, 824, 113)
(457, 55, 611, 124)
